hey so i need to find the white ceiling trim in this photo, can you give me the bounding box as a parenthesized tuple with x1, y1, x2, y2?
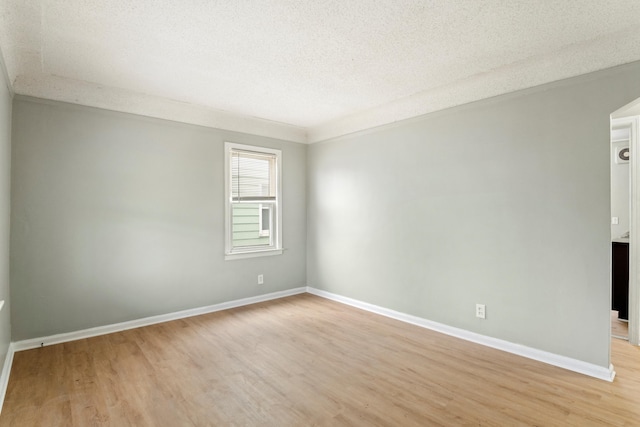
(308, 28, 640, 143)
(13, 73, 308, 143)
(10, 25, 640, 145)
(3, 1, 640, 144)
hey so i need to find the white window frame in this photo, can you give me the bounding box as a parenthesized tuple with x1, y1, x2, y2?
(224, 142, 282, 260)
(258, 204, 271, 237)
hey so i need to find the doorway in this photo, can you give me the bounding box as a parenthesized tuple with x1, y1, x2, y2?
(610, 113, 640, 346)
(611, 123, 630, 340)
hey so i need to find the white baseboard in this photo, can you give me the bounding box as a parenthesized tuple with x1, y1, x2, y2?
(0, 343, 15, 414)
(306, 287, 615, 382)
(0, 285, 616, 416)
(12, 287, 307, 352)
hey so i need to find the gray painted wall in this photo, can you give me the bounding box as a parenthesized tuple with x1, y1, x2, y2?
(307, 62, 640, 368)
(8, 60, 640, 370)
(10, 98, 306, 340)
(0, 57, 11, 369)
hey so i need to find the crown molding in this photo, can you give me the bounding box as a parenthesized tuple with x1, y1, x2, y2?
(13, 73, 307, 144)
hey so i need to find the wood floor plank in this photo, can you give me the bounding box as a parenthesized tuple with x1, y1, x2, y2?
(1, 294, 640, 426)
(612, 310, 629, 339)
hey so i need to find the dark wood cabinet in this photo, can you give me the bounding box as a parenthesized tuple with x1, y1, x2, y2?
(612, 241, 629, 320)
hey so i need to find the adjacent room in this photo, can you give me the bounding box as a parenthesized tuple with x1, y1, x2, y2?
(1, 1, 640, 425)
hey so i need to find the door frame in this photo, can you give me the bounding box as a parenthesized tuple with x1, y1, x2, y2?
(612, 116, 640, 345)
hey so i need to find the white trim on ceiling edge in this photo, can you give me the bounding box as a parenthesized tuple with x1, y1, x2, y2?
(306, 287, 616, 383)
(10, 58, 640, 146)
(0, 284, 615, 413)
(13, 75, 307, 144)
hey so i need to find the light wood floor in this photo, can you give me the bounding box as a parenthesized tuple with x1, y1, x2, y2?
(612, 310, 629, 340)
(1, 294, 640, 426)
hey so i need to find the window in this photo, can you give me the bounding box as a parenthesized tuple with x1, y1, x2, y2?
(225, 142, 282, 260)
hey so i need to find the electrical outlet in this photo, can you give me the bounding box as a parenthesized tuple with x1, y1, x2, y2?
(258, 274, 264, 285)
(476, 304, 486, 319)
(612, 217, 619, 225)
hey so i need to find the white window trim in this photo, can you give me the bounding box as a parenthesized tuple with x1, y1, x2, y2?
(258, 204, 271, 237)
(224, 142, 282, 261)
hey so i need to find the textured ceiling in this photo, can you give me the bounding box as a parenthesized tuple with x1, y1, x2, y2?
(1, 1, 640, 143)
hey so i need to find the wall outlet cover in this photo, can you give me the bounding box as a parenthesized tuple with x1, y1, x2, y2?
(476, 304, 486, 319)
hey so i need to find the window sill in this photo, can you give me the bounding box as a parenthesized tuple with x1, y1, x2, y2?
(225, 249, 283, 261)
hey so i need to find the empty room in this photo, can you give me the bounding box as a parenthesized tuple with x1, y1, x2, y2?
(1, 1, 640, 425)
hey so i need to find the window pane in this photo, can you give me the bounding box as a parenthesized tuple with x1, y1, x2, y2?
(232, 203, 272, 248)
(231, 151, 275, 200)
